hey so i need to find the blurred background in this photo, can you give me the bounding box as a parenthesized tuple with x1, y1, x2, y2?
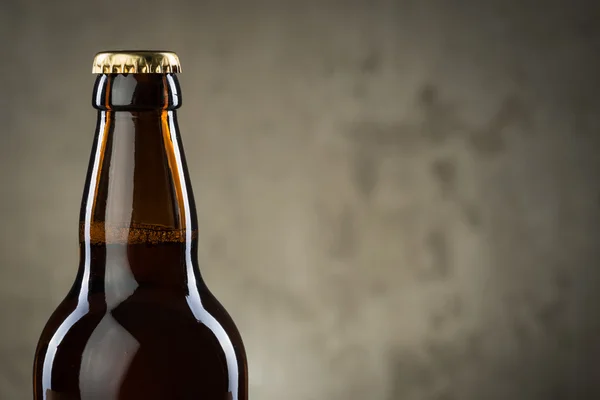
(1, 0, 599, 399)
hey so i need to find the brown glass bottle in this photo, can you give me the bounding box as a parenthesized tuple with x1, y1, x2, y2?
(33, 52, 248, 400)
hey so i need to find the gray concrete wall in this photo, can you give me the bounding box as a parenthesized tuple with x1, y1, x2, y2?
(1, 0, 599, 398)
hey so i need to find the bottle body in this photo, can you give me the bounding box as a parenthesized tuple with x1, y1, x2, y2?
(33, 71, 247, 399)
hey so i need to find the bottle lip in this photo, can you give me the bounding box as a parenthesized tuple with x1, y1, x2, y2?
(92, 51, 181, 74)
(92, 73, 182, 110)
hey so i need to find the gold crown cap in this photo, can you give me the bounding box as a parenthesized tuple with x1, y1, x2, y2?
(92, 51, 181, 74)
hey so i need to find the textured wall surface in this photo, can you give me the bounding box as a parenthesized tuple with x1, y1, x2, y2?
(1, 0, 599, 399)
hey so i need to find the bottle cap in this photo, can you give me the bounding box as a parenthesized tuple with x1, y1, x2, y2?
(92, 50, 181, 74)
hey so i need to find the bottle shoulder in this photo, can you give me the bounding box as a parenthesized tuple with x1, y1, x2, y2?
(34, 285, 247, 398)
(36, 284, 244, 349)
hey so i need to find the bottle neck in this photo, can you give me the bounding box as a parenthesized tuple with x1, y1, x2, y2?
(80, 73, 198, 249)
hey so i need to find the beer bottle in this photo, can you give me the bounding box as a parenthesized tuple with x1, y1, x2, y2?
(33, 51, 248, 399)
